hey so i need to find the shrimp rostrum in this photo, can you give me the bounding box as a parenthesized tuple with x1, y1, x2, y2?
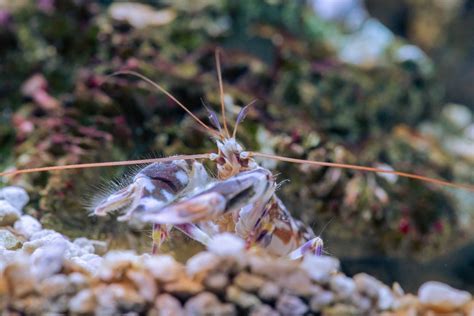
(2, 51, 473, 259)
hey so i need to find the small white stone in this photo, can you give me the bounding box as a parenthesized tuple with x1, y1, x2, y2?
(442, 103, 472, 129)
(69, 289, 96, 313)
(71, 253, 104, 274)
(310, 290, 335, 312)
(38, 274, 70, 298)
(186, 251, 220, 277)
(73, 237, 96, 253)
(144, 255, 182, 283)
(23, 230, 67, 253)
(207, 233, 245, 256)
(377, 284, 395, 310)
(99, 251, 137, 281)
(109, 3, 176, 29)
(330, 274, 356, 300)
(0, 186, 29, 211)
(301, 255, 340, 284)
(354, 273, 394, 310)
(70, 237, 107, 257)
(68, 272, 89, 291)
(418, 281, 471, 311)
(0, 229, 22, 250)
(0, 248, 17, 269)
(31, 241, 67, 280)
(0, 200, 21, 226)
(13, 215, 42, 239)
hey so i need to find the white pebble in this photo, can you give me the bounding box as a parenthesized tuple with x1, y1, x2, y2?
(99, 251, 137, 281)
(419, 281, 471, 311)
(0, 200, 21, 226)
(186, 251, 220, 277)
(144, 255, 182, 282)
(207, 233, 245, 256)
(13, 215, 42, 239)
(70, 253, 104, 274)
(0, 186, 29, 211)
(354, 273, 394, 310)
(301, 255, 340, 284)
(73, 237, 108, 255)
(31, 241, 67, 281)
(330, 274, 356, 300)
(23, 230, 67, 253)
(69, 289, 96, 313)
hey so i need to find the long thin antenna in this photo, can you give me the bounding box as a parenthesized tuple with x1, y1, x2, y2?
(215, 49, 230, 138)
(107, 71, 220, 137)
(0, 154, 210, 177)
(250, 151, 474, 192)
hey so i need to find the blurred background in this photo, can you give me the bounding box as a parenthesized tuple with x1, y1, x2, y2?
(0, 0, 473, 292)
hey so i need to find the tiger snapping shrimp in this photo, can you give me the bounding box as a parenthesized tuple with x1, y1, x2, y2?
(2, 50, 473, 259)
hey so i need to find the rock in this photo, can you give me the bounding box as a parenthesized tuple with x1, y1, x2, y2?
(186, 251, 220, 277)
(418, 281, 472, 312)
(208, 233, 245, 257)
(351, 293, 372, 312)
(9, 295, 46, 314)
(204, 272, 229, 292)
(330, 274, 356, 300)
(0, 275, 8, 311)
(250, 304, 279, 316)
(31, 241, 67, 281)
(126, 268, 157, 302)
(73, 237, 107, 255)
(0, 229, 22, 249)
(95, 283, 146, 314)
(38, 274, 71, 298)
(301, 255, 340, 284)
(185, 292, 236, 315)
(144, 254, 183, 283)
(154, 294, 184, 316)
(258, 282, 281, 302)
(226, 285, 262, 310)
(443, 103, 472, 129)
(0, 186, 29, 211)
(0, 248, 17, 275)
(70, 253, 104, 274)
(354, 273, 394, 310)
(249, 256, 295, 279)
(23, 230, 67, 253)
(276, 294, 309, 316)
(164, 278, 204, 299)
(3, 256, 36, 297)
(69, 289, 96, 314)
(310, 290, 335, 312)
(234, 272, 265, 293)
(99, 250, 136, 281)
(109, 2, 176, 29)
(13, 215, 42, 239)
(0, 200, 21, 226)
(68, 272, 89, 291)
(277, 270, 318, 297)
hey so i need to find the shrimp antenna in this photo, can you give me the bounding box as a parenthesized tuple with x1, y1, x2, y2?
(106, 71, 220, 137)
(233, 99, 257, 138)
(0, 154, 211, 177)
(215, 49, 230, 138)
(250, 152, 474, 192)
